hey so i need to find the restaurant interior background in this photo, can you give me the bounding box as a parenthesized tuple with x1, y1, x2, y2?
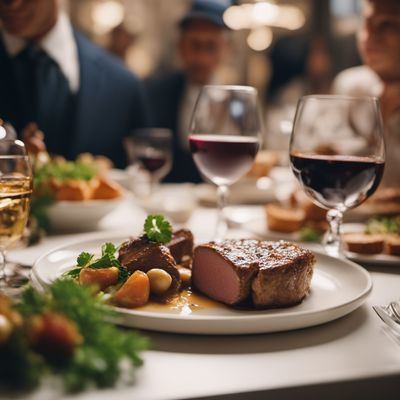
(65, 0, 363, 150)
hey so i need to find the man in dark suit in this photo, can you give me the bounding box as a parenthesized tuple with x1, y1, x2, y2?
(0, 0, 150, 168)
(146, 0, 230, 183)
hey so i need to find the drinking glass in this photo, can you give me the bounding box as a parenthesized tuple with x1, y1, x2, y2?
(0, 140, 32, 291)
(125, 129, 172, 196)
(189, 85, 262, 239)
(289, 95, 385, 257)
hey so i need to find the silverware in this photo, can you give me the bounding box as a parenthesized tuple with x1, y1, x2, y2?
(373, 303, 400, 344)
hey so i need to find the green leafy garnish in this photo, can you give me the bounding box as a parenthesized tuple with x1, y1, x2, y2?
(365, 216, 400, 235)
(34, 161, 97, 188)
(2, 280, 149, 393)
(66, 242, 128, 284)
(299, 227, 323, 243)
(144, 214, 173, 244)
(102, 242, 117, 257)
(77, 252, 94, 268)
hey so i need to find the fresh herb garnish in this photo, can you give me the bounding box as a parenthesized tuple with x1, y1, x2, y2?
(67, 242, 128, 283)
(77, 252, 93, 267)
(34, 160, 97, 188)
(365, 216, 400, 235)
(299, 227, 323, 243)
(144, 214, 173, 244)
(1, 280, 148, 392)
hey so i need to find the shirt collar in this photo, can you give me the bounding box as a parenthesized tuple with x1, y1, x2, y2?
(2, 12, 80, 93)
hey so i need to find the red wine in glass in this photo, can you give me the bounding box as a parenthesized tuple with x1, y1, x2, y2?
(290, 153, 385, 209)
(189, 135, 260, 186)
(138, 153, 168, 174)
(189, 85, 262, 240)
(289, 95, 385, 257)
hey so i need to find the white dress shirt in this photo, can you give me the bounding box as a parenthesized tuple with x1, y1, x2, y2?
(1, 12, 80, 93)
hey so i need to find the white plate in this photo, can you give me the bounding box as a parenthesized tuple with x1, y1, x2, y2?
(31, 234, 372, 335)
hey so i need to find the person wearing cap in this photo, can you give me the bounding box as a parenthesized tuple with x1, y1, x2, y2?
(0, 0, 150, 168)
(332, 0, 400, 188)
(146, 0, 231, 183)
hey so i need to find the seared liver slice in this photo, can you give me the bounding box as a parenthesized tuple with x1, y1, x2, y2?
(167, 229, 194, 268)
(118, 236, 180, 293)
(192, 240, 315, 308)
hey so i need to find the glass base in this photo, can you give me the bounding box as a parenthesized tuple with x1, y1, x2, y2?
(0, 262, 30, 297)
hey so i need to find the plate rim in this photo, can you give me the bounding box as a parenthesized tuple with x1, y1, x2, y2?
(31, 233, 372, 323)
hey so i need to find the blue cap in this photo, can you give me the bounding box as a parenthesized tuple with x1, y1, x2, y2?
(179, 0, 232, 29)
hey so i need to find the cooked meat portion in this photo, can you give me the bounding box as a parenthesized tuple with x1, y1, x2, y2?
(193, 241, 259, 305)
(251, 241, 315, 308)
(167, 229, 194, 268)
(192, 240, 315, 308)
(118, 236, 180, 293)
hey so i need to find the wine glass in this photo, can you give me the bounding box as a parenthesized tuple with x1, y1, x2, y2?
(125, 128, 172, 197)
(189, 85, 262, 239)
(0, 140, 32, 292)
(289, 95, 385, 257)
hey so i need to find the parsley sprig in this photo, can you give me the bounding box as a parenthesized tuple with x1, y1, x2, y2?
(67, 242, 128, 284)
(144, 214, 172, 244)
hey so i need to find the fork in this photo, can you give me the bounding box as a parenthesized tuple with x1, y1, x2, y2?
(373, 303, 400, 344)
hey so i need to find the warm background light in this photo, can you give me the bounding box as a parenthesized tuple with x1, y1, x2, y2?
(91, 0, 125, 35)
(247, 26, 273, 51)
(223, 1, 305, 51)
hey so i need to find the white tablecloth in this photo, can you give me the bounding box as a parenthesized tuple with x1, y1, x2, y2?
(3, 201, 400, 400)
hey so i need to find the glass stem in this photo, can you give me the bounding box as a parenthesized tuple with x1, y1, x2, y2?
(214, 185, 229, 241)
(323, 208, 344, 258)
(0, 248, 6, 283)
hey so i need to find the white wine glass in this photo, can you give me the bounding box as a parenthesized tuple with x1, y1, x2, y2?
(0, 140, 32, 291)
(289, 95, 385, 257)
(189, 85, 262, 239)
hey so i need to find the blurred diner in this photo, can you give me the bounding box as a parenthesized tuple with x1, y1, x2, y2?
(333, 0, 400, 189)
(146, 0, 232, 183)
(0, 0, 150, 168)
(0, 0, 397, 188)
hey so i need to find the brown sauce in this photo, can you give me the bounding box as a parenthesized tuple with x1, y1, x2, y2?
(134, 290, 226, 315)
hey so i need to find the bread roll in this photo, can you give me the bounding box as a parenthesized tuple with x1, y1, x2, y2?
(343, 233, 385, 254)
(266, 203, 305, 233)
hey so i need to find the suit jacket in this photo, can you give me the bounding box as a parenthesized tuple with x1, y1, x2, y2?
(146, 71, 202, 183)
(0, 30, 150, 168)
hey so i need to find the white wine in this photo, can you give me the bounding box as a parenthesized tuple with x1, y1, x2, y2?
(0, 177, 32, 248)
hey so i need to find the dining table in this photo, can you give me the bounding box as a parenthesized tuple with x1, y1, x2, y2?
(3, 195, 400, 400)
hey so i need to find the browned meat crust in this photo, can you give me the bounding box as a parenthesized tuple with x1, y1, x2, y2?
(167, 229, 194, 268)
(118, 236, 180, 293)
(193, 240, 316, 308)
